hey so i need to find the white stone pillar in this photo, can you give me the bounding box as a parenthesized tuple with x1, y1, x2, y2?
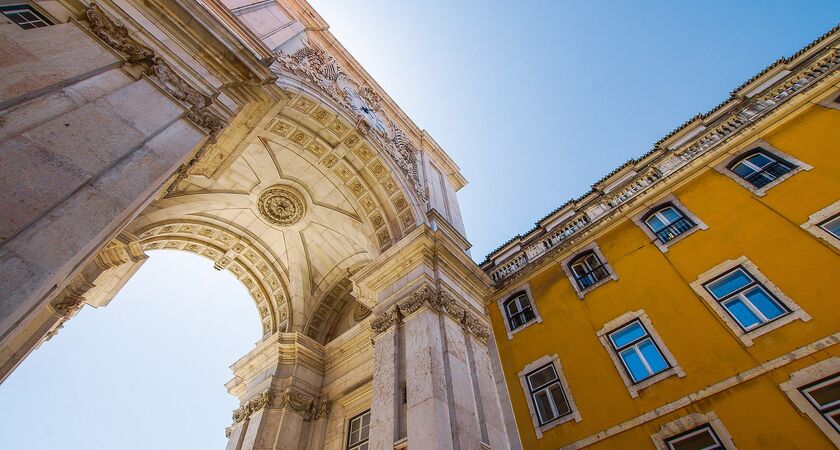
(441, 313, 482, 449)
(467, 332, 511, 450)
(369, 322, 399, 450)
(403, 305, 454, 450)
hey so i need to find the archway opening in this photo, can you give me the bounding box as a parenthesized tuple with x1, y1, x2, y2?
(0, 251, 260, 450)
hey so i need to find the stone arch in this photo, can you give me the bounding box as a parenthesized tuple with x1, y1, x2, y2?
(135, 219, 292, 335)
(303, 256, 370, 343)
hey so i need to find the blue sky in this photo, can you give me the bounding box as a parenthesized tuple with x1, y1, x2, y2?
(0, 2, 837, 449)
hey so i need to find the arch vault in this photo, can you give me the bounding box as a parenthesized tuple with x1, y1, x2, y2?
(0, 1, 519, 449)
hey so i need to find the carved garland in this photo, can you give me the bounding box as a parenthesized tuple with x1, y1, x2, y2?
(83, 4, 225, 193)
(276, 45, 426, 200)
(229, 389, 331, 427)
(370, 285, 490, 343)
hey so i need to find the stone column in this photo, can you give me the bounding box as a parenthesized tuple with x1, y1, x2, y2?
(224, 333, 326, 450)
(356, 223, 513, 450)
(402, 303, 454, 450)
(369, 324, 399, 450)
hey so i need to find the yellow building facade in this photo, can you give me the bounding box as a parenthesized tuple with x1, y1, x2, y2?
(482, 28, 840, 449)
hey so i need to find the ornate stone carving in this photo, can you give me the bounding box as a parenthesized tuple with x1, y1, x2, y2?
(231, 390, 273, 423)
(276, 45, 425, 200)
(370, 305, 400, 334)
(353, 302, 372, 321)
(257, 187, 305, 226)
(396, 284, 435, 316)
(85, 3, 154, 63)
(83, 4, 226, 195)
(274, 388, 313, 415)
(369, 285, 490, 343)
(308, 399, 331, 421)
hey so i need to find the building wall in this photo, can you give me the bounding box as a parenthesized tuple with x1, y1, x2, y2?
(489, 103, 840, 449)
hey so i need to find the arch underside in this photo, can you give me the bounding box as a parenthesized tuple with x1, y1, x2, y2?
(130, 90, 424, 343)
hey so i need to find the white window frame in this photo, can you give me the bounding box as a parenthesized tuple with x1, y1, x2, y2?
(651, 411, 737, 450)
(560, 241, 618, 299)
(801, 199, 840, 251)
(496, 283, 542, 339)
(632, 194, 708, 253)
(346, 409, 371, 450)
(597, 310, 685, 398)
(714, 139, 812, 196)
(518, 354, 581, 439)
(0, 4, 52, 29)
(780, 357, 840, 447)
(689, 256, 810, 347)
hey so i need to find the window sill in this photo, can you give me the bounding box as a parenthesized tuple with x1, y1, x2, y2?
(575, 274, 618, 300)
(506, 317, 542, 340)
(626, 366, 686, 398)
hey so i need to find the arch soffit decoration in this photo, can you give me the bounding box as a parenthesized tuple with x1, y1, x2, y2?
(303, 256, 371, 343)
(135, 219, 292, 336)
(258, 92, 422, 253)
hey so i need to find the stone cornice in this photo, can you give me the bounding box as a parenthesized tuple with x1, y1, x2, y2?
(483, 31, 839, 285)
(229, 388, 331, 428)
(370, 284, 490, 344)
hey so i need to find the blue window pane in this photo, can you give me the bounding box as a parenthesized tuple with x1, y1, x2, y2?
(822, 217, 840, 238)
(620, 348, 649, 382)
(724, 298, 761, 329)
(610, 322, 646, 348)
(660, 207, 681, 223)
(732, 163, 756, 178)
(707, 270, 751, 298)
(638, 339, 668, 374)
(744, 287, 785, 320)
(747, 153, 773, 168)
(646, 215, 665, 232)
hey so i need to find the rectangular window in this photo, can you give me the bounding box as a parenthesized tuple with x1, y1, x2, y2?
(505, 292, 536, 330)
(645, 205, 696, 243)
(346, 410, 370, 450)
(800, 374, 840, 434)
(0, 4, 52, 29)
(608, 320, 669, 383)
(819, 214, 840, 240)
(665, 424, 725, 450)
(526, 363, 571, 425)
(703, 267, 788, 332)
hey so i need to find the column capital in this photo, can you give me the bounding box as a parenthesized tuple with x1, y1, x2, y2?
(369, 284, 490, 344)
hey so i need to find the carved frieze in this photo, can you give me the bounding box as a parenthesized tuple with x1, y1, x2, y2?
(231, 390, 273, 423)
(276, 45, 425, 200)
(369, 285, 490, 343)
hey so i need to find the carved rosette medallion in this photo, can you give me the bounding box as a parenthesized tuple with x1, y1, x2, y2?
(257, 187, 305, 226)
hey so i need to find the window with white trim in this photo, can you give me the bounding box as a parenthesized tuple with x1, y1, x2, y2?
(665, 424, 725, 450)
(598, 310, 684, 398)
(346, 410, 370, 450)
(703, 267, 788, 332)
(800, 374, 840, 435)
(607, 320, 670, 383)
(781, 358, 840, 446)
(644, 204, 696, 244)
(569, 251, 610, 291)
(504, 291, 536, 331)
(691, 257, 810, 347)
(728, 149, 796, 189)
(525, 363, 571, 425)
(819, 214, 840, 240)
(0, 4, 52, 29)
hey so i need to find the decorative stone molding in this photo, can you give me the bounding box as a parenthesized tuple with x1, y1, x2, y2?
(779, 357, 840, 447)
(257, 186, 305, 226)
(352, 302, 372, 321)
(232, 390, 273, 423)
(369, 285, 490, 343)
(276, 44, 425, 200)
(84, 2, 155, 63)
(83, 3, 226, 194)
(308, 398, 332, 421)
(650, 411, 737, 450)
